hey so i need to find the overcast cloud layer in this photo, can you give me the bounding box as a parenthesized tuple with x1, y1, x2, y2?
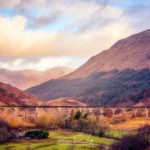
(0, 0, 150, 70)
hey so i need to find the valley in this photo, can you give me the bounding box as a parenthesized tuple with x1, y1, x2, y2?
(0, 28, 150, 150)
(0, 105, 149, 150)
(27, 29, 150, 107)
(0, 129, 114, 150)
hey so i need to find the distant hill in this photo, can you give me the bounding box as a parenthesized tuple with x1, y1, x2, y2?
(0, 67, 73, 90)
(27, 29, 150, 106)
(46, 98, 87, 106)
(0, 82, 41, 106)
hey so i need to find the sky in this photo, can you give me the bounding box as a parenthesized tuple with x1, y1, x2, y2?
(0, 0, 150, 71)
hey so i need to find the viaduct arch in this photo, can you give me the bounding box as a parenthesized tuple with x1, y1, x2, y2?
(0, 106, 149, 123)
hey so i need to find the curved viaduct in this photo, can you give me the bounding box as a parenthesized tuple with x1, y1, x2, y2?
(0, 106, 149, 123)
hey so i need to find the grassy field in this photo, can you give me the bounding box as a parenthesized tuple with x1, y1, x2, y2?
(50, 130, 113, 145)
(0, 142, 98, 150)
(0, 129, 132, 150)
(108, 118, 150, 130)
(105, 130, 132, 139)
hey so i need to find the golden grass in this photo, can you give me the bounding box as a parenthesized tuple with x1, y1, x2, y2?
(108, 118, 150, 130)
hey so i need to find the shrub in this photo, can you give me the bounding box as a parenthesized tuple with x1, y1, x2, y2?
(111, 125, 150, 150)
(78, 118, 88, 131)
(70, 118, 88, 131)
(25, 130, 49, 139)
(95, 127, 105, 137)
(0, 120, 10, 129)
(138, 125, 150, 140)
(37, 114, 59, 128)
(37, 115, 50, 128)
(59, 111, 107, 137)
(57, 117, 67, 128)
(83, 113, 88, 119)
(111, 135, 149, 150)
(8, 118, 23, 128)
(37, 114, 58, 128)
(74, 111, 81, 120)
(0, 120, 10, 143)
(70, 120, 79, 131)
(85, 115, 102, 134)
(0, 127, 8, 143)
(68, 114, 106, 136)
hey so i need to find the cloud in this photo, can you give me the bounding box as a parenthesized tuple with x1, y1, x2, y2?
(0, 13, 134, 60)
(0, 0, 125, 29)
(1, 0, 149, 70)
(0, 0, 136, 60)
(29, 11, 60, 28)
(0, 56, 87, 71)
(0, 0, 21, 8)
(0, 0, 48, 8)
(123, 0, 150, 31)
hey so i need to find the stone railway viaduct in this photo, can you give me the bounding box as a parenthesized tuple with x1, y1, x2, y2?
(0, 106, 149, 123)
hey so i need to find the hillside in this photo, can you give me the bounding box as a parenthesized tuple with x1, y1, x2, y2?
(64, 29, 150, 79)
(27, 29, 150, 106)
(0, 82, 41, 106)
(46, 98, 87, 106)
(0, 67, 73, 90)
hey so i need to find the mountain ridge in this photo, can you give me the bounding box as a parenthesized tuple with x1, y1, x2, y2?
(62, 29, 150, 79)
(0, 67, 74, 90)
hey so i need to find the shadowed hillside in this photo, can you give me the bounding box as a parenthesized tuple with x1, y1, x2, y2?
(0, 82, 41, 106)
(27, 68, 150, 106)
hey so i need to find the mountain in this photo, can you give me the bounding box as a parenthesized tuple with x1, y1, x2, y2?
(64, 29, 150, 79)
(0, 67, 73, 90)
(27, 29, 150, 106)
(0, 81, 87, 110)
(0, 82, 41, 106)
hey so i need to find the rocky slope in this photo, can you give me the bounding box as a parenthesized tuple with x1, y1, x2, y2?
(27, 29, 150, 106)
(0, 67, 73, 90)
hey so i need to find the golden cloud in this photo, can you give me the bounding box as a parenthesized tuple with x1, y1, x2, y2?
(0, 16, 135, 60)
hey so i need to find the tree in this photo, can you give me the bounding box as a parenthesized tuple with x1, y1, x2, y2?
(0, 120, 10, 143)
(74, 111, 81, 120)
(25, 130, 49, 139)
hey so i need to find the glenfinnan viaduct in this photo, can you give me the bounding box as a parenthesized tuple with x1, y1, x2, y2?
(0, 106, 149, 123)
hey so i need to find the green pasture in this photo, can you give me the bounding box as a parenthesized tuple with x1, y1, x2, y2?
(0, 129, 133, 150)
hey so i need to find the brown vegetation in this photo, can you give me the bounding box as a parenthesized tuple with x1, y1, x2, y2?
(0, 81, 41, 106)
(111, 125, 150, 150)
